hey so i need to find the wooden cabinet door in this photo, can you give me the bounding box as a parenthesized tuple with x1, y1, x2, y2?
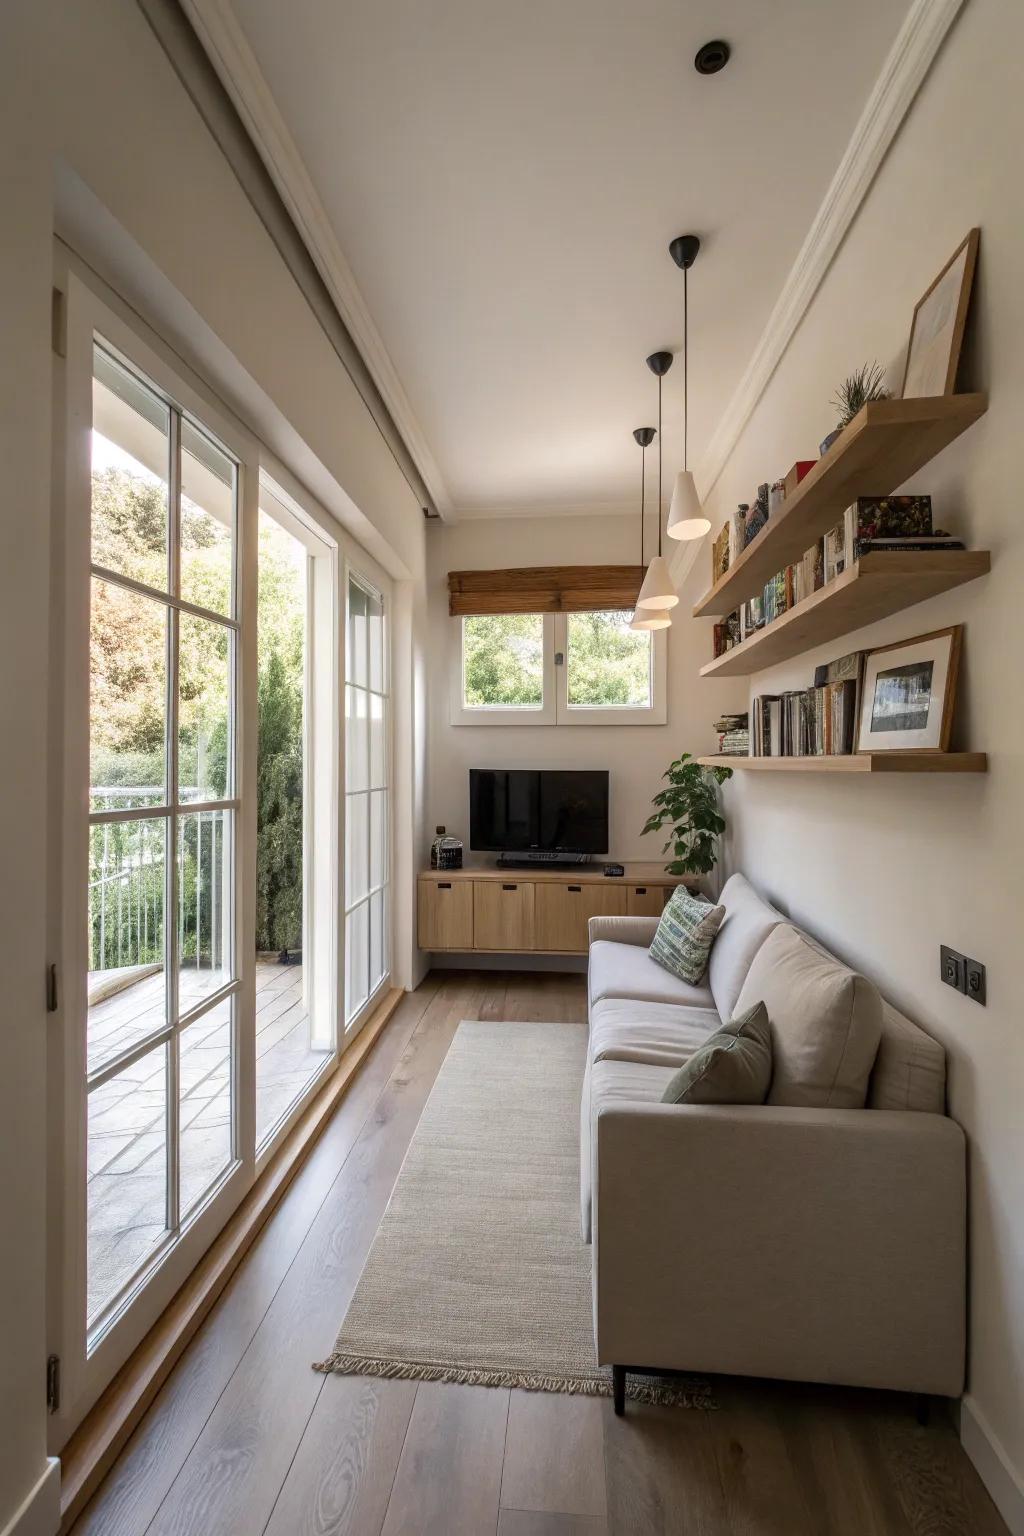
(534, 882, 626, 953)
(418, 879, 474, 950)
(473, 881, 535, 950)
(627, 883, 671, 917)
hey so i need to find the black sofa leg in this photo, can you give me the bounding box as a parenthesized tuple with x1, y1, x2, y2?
(613, 1365, 626, 1416)
(915, 1394, 931, 1426)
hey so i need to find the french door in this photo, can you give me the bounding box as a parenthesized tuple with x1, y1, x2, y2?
(50, 268, 388, 1442)
(51, 273, 259, 1435)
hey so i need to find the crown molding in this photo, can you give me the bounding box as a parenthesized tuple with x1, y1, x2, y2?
(696, 0, 966, 501)
(179, 0, 454, 518)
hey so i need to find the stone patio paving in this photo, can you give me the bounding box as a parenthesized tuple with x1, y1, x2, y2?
(86, 959, 330, 1322)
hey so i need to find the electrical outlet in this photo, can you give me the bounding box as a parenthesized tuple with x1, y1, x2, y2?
(940, 945, 965, 993)
(964, 957, 987, 1006)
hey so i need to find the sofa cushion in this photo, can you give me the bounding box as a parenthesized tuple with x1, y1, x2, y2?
(649, 889, 726, 985)
(589, 998, 719, 1069)
(661, 1001, 772, 1106)
(589, 940, 715, 1012)
(868, 1002, 946, 1113)
(735, 924, 882, 1109)
(580, 1057, 677, 1242)
(708, 873, 786, 1022)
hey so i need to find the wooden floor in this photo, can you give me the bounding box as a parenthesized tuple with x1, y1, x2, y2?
(72, 971, 1007, 1536)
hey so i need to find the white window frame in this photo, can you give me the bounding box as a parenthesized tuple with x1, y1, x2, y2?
(450, 610, 666, 726)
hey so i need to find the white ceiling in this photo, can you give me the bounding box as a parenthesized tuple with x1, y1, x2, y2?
(225, 0, 910, 516)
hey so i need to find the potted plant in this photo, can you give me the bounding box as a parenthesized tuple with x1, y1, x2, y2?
(820, 361, 891, 455)
(641, 753, 732, 876)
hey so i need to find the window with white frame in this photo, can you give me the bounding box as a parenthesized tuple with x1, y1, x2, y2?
(450, 610, 666, 725)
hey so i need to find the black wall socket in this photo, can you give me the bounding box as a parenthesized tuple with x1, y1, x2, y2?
(940, 945, 965, 992)
(940, 945, 986, 1005)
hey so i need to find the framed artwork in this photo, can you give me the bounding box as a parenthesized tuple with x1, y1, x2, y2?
(857, 626, 962, 753)
(901, 230, 979, 399)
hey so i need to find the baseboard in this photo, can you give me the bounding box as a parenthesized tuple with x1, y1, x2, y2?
(57, 986, 403, 1532)
(1, 1460, 60, 1536)
(961, 1394, 1024, 1536)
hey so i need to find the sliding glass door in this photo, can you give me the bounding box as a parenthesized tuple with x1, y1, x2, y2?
(345, 572, 390, 1027)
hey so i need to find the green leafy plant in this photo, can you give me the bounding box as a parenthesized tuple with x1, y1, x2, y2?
(641, 753, 733, 876)
(831, 361, 890, 430)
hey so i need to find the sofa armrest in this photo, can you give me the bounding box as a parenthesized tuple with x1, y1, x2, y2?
(588, 915, 659, 947)
(593, 1102, 965, 1397)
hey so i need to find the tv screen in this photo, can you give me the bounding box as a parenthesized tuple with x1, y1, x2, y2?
(469, 769, 609, 854)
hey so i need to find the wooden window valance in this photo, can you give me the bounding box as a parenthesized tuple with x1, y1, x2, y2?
(447, 564, 646, 616)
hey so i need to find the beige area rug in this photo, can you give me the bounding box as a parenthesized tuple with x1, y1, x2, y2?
(314, 1019, 711, 1408)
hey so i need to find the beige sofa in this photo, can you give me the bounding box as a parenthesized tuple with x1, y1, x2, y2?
(583, 873, 965, 1414)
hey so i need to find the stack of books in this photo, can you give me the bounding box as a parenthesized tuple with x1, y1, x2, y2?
(713, 712, 750, 756)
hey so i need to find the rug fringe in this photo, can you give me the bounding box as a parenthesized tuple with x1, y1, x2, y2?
(311, 1352, 713, 1409)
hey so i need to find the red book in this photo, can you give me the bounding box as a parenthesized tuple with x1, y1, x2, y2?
(783, 460, 816, 499)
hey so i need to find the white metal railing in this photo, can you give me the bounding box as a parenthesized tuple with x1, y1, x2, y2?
(89, 789, 225, 978)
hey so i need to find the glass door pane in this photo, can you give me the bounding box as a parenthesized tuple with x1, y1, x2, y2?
(85, 341, 241, 1339)
(254, 500, 332, 1144)
(345, 575, 389, 1027)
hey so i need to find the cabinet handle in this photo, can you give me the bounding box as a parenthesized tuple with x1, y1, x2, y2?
(635, 887, 647, 895)
(568, 884, 582, 892)
(438, 882, 452, 890)
(502, 883, 517, 891)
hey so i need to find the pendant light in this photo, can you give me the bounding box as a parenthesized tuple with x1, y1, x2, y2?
(634, 350, 678, 609)
(629, 427, 671, 632)
(666, 234, 711, 542)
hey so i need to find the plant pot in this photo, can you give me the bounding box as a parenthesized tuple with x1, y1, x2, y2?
(819, 427, 843, 456)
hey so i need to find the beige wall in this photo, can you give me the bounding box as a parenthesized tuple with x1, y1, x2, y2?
(699, 0, 1024, 1516)
(425, 514, 745, 871)
(1, 1, 428, 1527)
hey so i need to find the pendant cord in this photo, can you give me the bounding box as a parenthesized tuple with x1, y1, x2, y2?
(657, 376, 663, 558)
(639, 444, 646, 564)
(684, 266, 688, 473)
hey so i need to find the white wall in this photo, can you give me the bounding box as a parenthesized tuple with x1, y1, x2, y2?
(699, 0, 1024, 1521)
(426, 514, 745, 868)
(0, 0, 429, 1528)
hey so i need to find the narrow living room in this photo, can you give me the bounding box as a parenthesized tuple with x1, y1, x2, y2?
(2, 2, 1022, 1534)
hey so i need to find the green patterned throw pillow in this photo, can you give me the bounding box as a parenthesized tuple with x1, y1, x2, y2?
(648, 887, 725, 985)
(661, 1001, 772, 1105)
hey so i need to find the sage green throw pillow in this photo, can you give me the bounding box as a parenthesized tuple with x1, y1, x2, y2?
(661, 1001, 772, 1105)
(649, 887, 725, 985)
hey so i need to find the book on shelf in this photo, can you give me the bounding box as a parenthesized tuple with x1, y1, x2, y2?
(854, 536, 965, 556)
(751, 653, 863, 758)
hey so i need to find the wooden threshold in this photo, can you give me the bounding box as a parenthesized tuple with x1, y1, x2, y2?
(58, 985, 404, 1534)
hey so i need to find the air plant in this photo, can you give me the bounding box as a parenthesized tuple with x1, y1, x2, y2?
(831, 362, 891, 431)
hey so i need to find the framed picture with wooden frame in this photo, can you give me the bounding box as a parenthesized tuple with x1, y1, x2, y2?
(901, 229, 979, 399)
(856, 626, 963, 754)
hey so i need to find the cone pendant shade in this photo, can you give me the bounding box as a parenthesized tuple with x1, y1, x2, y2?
(635, 553, 678, 609)
(629, 607, 672, 631)
(666, 470, 711, 541)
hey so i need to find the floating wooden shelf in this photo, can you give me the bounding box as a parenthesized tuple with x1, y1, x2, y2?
(693, 393, 988, 618)
(700, 550, 990, 677)
(698, 753, 988, 774)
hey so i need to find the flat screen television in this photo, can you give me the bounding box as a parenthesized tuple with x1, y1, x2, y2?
(469, 768, 609, 856)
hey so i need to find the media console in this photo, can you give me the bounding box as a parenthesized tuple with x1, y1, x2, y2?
(417, 863, 696, 956)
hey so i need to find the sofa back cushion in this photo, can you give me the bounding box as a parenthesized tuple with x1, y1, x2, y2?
(868, 1002, 946, 1112)
(735, 924, 882, 1108)
(708, 873, 786, 1022)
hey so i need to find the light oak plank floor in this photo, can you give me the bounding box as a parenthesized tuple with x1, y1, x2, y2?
(73, 970, 1008, 1536)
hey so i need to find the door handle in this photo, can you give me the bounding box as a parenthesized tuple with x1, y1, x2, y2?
(635, 887, 647, 895)
(438, 882, 452, 890)
(568, 885, 582, 892)
(502, 883, 517, 891)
